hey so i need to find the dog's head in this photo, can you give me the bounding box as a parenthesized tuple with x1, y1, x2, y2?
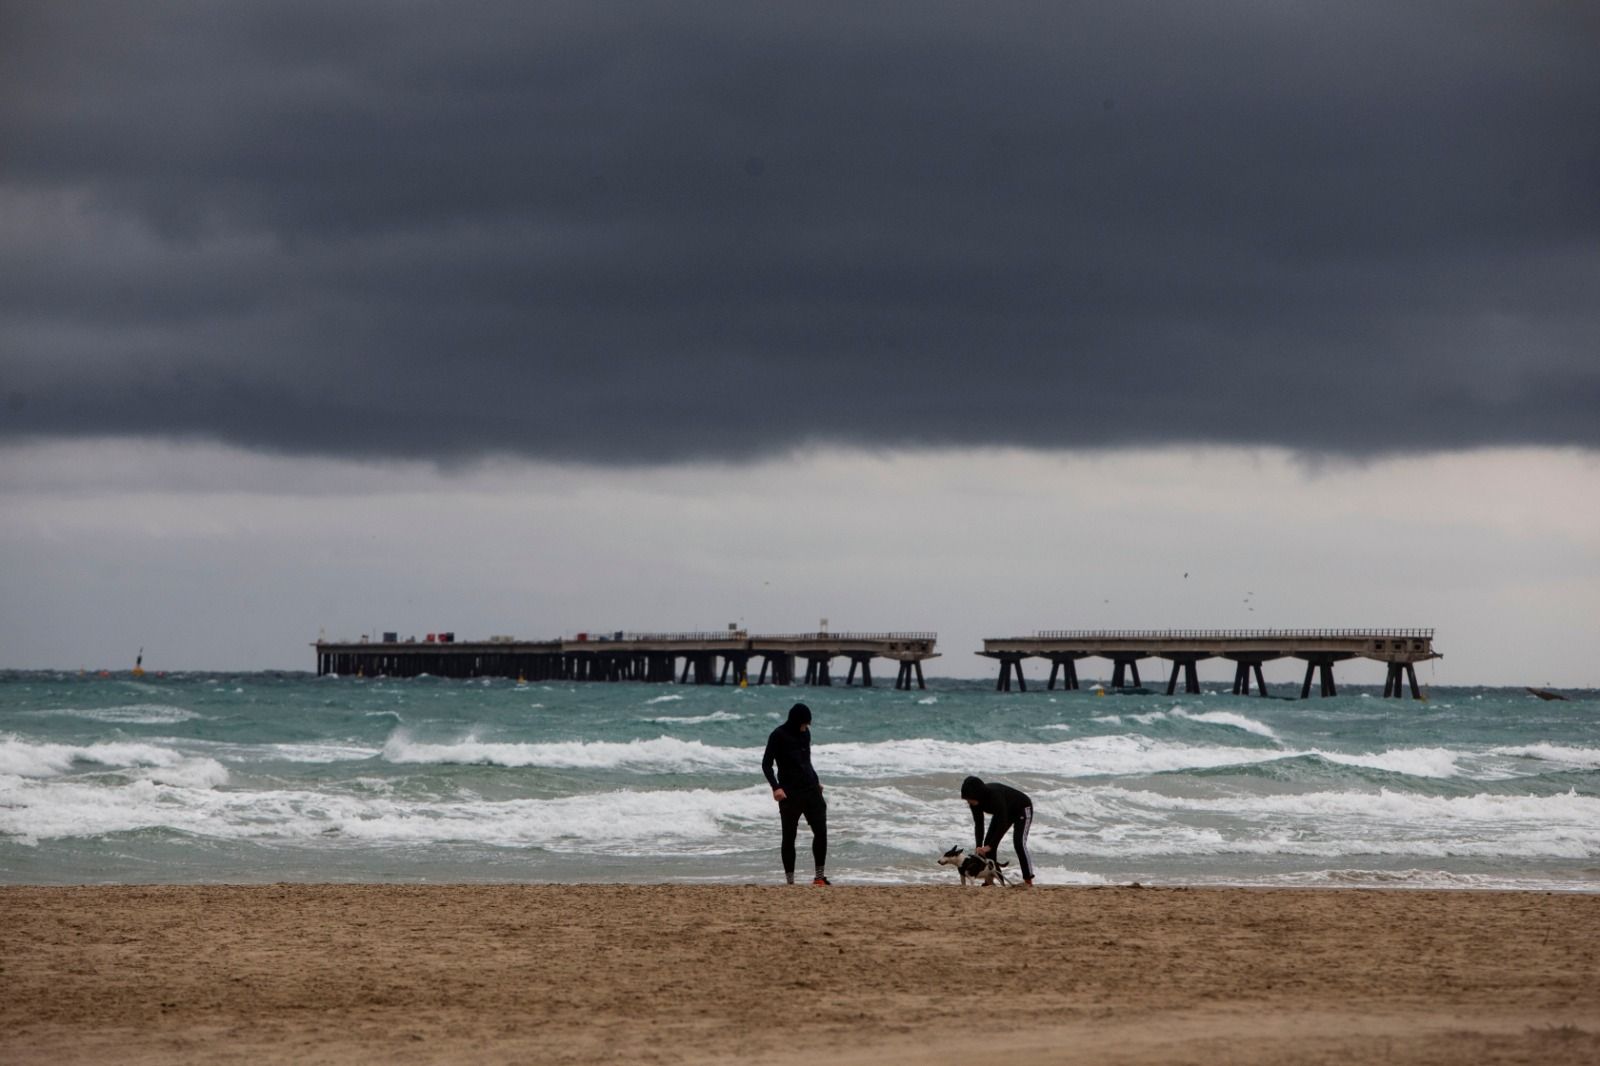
(938, 845, 965, 868)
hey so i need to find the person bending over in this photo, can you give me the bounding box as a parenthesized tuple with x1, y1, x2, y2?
(960, 775, 1034, 887)
(762, 702, 829, 885)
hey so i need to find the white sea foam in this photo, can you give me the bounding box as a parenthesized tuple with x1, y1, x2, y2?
(1051, 783, 1600, 824)
(1488, 744, 1600, 769)
(267, 742, 384, 763)
(135, 757, 230, 789)
(0, 775, 773, 851)
(645, 711, 744, 726)
(1316, 746, 1460, 778)
(645, 694, 685, 705)
(1021, 784, 1600, 859)
(1172, 708, 1279, 740)
(377, 730, 1285, 779)
(5, 766, 1597, 867)
(41, 704, 203, 725)
(166, 738, 382, 765)
(381, 732, 750, 772)
(0, 736, 194, 778)
(817, 735, 1280, 779)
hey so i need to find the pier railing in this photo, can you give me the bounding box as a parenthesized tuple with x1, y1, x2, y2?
(606, 631, 748, 642)
(754, 632, 938, 643)
(1031, 628, 1434, 641)
(564, 631, 938, 644)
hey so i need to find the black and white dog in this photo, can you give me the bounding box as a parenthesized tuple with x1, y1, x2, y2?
(939, 845, 1011, 886)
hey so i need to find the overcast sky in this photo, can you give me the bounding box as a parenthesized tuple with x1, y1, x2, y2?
(2, 4, 1596, 683)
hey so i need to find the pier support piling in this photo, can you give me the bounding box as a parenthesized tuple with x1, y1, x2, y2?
(844, 655, 875, 686)
(994, 655, 1026, 692)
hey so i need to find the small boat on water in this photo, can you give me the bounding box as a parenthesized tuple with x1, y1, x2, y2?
(1526, 686, 1568, 701)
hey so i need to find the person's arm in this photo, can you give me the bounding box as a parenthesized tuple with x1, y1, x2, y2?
(983, 794, 1012, 853)
(971, 804, 985, 850)
(762, 734, 782, 795)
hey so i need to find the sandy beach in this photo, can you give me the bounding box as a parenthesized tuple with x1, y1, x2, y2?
(2, 884, 1596, 1064)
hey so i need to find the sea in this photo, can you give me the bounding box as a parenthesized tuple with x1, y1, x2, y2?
(2, 671, 1597, 890)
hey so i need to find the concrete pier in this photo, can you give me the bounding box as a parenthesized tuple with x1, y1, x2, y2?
(315, 631, 939, 688)
(981, 629, 1438, 699)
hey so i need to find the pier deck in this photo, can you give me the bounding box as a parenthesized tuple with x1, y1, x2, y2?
(315, 631, 938, 689)
(981, 628, 1439, 698)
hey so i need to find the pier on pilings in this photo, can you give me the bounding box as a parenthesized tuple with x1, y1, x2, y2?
(981, 630, 1438, 700)
(313, 630, 938, 688)
(752, 633, 938, 690)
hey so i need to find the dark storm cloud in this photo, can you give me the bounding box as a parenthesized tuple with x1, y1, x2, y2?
(2, 1, 1597, 462)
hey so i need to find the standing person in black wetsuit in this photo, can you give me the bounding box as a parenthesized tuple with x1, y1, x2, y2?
(960, 775, 1035, 887)
(762, 702, 829, 885)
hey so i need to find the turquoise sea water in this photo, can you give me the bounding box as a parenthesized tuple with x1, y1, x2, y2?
(2, 671, 1596, 889)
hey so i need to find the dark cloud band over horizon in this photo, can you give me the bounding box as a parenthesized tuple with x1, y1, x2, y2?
(3, 1, 1597, 463)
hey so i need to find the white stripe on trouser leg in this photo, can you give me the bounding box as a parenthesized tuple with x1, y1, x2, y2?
(1014, 806, 1033, 880)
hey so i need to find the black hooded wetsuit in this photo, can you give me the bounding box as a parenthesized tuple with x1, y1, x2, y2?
(965, 779, 1034, 882)
(762, 704, 826, 880)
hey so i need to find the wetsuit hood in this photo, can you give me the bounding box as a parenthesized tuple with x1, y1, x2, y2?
(787, 703, 812, 727)
(960, 775, 988, 802)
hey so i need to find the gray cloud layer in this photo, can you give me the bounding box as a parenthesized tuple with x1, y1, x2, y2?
(3, 2, 1597, 462)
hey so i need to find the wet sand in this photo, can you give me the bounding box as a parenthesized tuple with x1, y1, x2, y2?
(2, 884, 1596, 1064)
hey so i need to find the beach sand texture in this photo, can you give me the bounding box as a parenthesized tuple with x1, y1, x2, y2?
(3, 884, 1597, 1064)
